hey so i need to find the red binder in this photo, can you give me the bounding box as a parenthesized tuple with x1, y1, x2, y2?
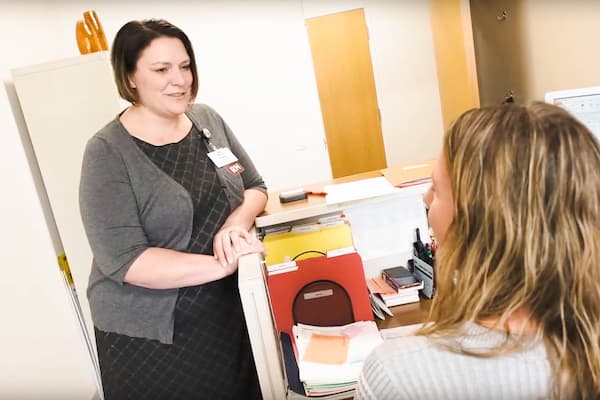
(266, 252, 373, 335)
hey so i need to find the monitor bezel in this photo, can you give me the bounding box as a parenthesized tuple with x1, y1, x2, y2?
(545, 86, 600, 104)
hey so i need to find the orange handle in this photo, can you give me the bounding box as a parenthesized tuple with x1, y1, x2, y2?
(76, 10, 108, 54)
(83, 10, 108, 50)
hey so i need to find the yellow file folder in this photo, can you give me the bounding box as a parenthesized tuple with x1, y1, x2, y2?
(263, 223, 353, 266)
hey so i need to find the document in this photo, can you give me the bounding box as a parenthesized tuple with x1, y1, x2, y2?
(293, 321, 383, 385)
(302, 333, 349, 364)
(324, 176, 399, 205)
(344, 195, 429, 262)
(380, 160, 434, 187)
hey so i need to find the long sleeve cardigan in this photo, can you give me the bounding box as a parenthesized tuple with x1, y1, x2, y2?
(79, 104, 266, 344)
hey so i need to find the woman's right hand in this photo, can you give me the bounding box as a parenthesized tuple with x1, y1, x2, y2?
(214, 225, 264, 267)
(219, 238, 265, 276)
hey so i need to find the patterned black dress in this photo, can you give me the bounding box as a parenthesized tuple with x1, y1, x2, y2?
(95, 127, 262, 400)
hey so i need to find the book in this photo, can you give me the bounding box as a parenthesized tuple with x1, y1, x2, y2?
(382, 265, 420, 291)
(367, 276, 422, 308)
(368, 292, 394, 320)
(380, 288, 421, 307)
(365, 279, 394, 320)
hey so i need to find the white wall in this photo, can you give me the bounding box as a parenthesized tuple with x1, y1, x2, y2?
(365, 0, 443, 165)
(0, 1, 443, 398)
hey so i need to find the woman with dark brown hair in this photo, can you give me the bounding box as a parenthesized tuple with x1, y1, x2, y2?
(80, 19, 266, 399)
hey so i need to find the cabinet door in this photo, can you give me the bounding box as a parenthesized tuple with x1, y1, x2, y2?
(12, 51, 122, 349)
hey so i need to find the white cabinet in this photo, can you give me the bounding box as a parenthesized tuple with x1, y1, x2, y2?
(11, 51, 123, 396)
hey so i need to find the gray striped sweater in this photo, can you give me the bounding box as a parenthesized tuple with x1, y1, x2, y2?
(355, 322, 550, 400)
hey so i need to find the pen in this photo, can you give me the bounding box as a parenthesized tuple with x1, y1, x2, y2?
(306, 191, 327, 196)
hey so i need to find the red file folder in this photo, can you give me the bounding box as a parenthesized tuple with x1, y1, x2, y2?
(266, 252, 373, 335)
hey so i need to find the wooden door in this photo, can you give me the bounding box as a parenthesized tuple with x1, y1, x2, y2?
(306, 8, 387, 178)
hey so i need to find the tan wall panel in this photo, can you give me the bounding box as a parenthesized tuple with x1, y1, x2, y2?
(430, 0, 480, 128)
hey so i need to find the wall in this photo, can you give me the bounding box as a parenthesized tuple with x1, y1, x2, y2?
(0, 1, 444, 398)
(472, 0, 600, 105)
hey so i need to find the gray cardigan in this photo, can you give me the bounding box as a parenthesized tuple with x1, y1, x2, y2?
(79, 104, 266, 344)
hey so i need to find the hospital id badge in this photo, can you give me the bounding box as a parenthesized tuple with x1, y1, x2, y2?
(207, 147, 245, 176)
(208, 148, 237, 167)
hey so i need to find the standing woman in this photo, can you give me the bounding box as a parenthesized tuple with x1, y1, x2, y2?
(356, 103, 600, 399)
(79, 19, 267, 399)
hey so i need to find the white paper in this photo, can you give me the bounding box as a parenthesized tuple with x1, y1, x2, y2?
(344, 193, 429, 262)
(324, 176, 399, 205)
(293, 321, 383, 384)
(207, 147, 238, 167)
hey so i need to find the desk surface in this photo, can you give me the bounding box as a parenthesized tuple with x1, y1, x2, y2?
(256, 160, 433, 228)
(376, 298, 432, 330)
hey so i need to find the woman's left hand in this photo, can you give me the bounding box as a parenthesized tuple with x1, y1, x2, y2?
(213, 225, 265, 267)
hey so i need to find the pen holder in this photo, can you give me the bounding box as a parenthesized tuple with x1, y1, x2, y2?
(412, 254, 435, 299)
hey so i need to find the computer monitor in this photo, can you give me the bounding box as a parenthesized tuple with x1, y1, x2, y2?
(545, 86, 600, 140)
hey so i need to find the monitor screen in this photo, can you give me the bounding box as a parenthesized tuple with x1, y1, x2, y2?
(545, 86, 600, 140)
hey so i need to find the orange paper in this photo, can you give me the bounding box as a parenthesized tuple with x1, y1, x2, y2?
(302, 333, 349, 365)
(302, 333, 350, 364)
(367, 277, 397, 295)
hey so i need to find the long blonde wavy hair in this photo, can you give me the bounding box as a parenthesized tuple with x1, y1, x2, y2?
(419, 102, 600, 399)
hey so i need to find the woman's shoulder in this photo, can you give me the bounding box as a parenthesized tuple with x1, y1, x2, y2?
(92, 117, 126, 141)
(367, 323, 551, 382)
(370, 334, 435, 363)
(186, 103, 221, 120)
(84, 117, 133, 160)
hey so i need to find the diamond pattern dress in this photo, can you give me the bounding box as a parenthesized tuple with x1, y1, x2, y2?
(94, 126, 261, 400)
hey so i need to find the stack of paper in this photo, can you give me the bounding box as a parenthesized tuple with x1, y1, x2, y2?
(291, 321, 383, 397)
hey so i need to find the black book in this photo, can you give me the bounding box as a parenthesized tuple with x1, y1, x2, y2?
(382, 266, 420, 291)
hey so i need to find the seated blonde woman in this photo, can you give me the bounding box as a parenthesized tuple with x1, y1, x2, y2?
(356, 102, 600, 400)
